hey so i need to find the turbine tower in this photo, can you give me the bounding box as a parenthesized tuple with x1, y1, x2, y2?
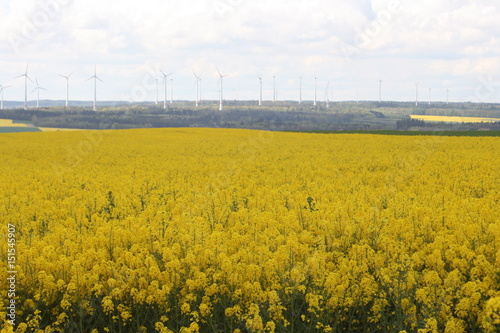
(16, 64, 33, 110)
(32, 78, 46, 109)
(216, 67, 227, 111)
(428, 88, 431, 105)
(447, 89, 449, 105)
(86, 65, 103, 111)
(58, 71, 73, 108)
(325, 81, 330, 108)
(314, 76, 317, 106)
(159, 69, 172, 110)
(193, 69, 201, 107)
(415, 82, 419, 106)
(258, 75, 262, 106)
(379, 79, 382, 103)
(0, 85, 11, 110)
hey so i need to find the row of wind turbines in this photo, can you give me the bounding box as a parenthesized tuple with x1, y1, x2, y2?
(0, 65, 47, 110)
(1, 64, 449, 111)
(1, 64, 102, 111)
(3, 65, 253, 112)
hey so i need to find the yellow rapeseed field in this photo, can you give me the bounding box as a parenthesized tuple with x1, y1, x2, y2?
(0, 128, 499, 333)
(410, 115, 500, 123)
(0, 119, 29, 128)
(0, 118, 79, 132)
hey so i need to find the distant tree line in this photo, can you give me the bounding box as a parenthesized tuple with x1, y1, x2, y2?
(2, 106, 500, 132)
(0, 108, 377, 131)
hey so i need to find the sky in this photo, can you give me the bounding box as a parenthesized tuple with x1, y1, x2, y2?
(0, 0, 499, 106)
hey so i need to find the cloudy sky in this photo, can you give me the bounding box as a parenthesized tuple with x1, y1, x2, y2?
(0, 0, 499, 105)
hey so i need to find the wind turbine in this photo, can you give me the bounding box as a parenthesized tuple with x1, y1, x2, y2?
(428, 88, 431, 105)
(447, 89, 450, 105)
(415, 82, 419, 106)
(193, 69, 201, 107)
(314, 76, 317, 106)
(325, 81, 330, 108)
(159, 69, 172, 110)
(379, 79, 382, 103)
(258, 74, 262, 106)
(0, 85, 11, 110)
(58, 71, 73, 108)
(233, 87, 239, 101)
(86, 65, 103, 111)
(32, 78, 46, 109)
(16, 64, 33, 110)
(216, 67, 227, 111)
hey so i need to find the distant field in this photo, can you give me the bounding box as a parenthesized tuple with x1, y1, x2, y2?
(0, 118, 80, 132)
(37, 127, 82, 132)
(411, 115, 500, 123)
(0, 118, 31, 127)
(0, 126, 41, 133)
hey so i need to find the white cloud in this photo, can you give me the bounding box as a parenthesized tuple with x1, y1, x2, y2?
(0, 0, 499, 102)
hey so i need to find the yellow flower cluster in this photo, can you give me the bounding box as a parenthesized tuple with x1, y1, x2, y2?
(0, 128, 499, 332)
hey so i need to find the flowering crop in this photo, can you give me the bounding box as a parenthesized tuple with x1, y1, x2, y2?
(1, 128, 499, 332)
(410, 115, 500, 123)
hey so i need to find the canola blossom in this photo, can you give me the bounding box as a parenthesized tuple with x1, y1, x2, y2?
(0, 128, 499, 332)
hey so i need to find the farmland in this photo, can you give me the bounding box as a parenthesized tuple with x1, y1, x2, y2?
(410, 115, 500, 123)
(0, 119, 79, 133)
(2, 101, 500, 133)
(1, 128, 499, 332)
